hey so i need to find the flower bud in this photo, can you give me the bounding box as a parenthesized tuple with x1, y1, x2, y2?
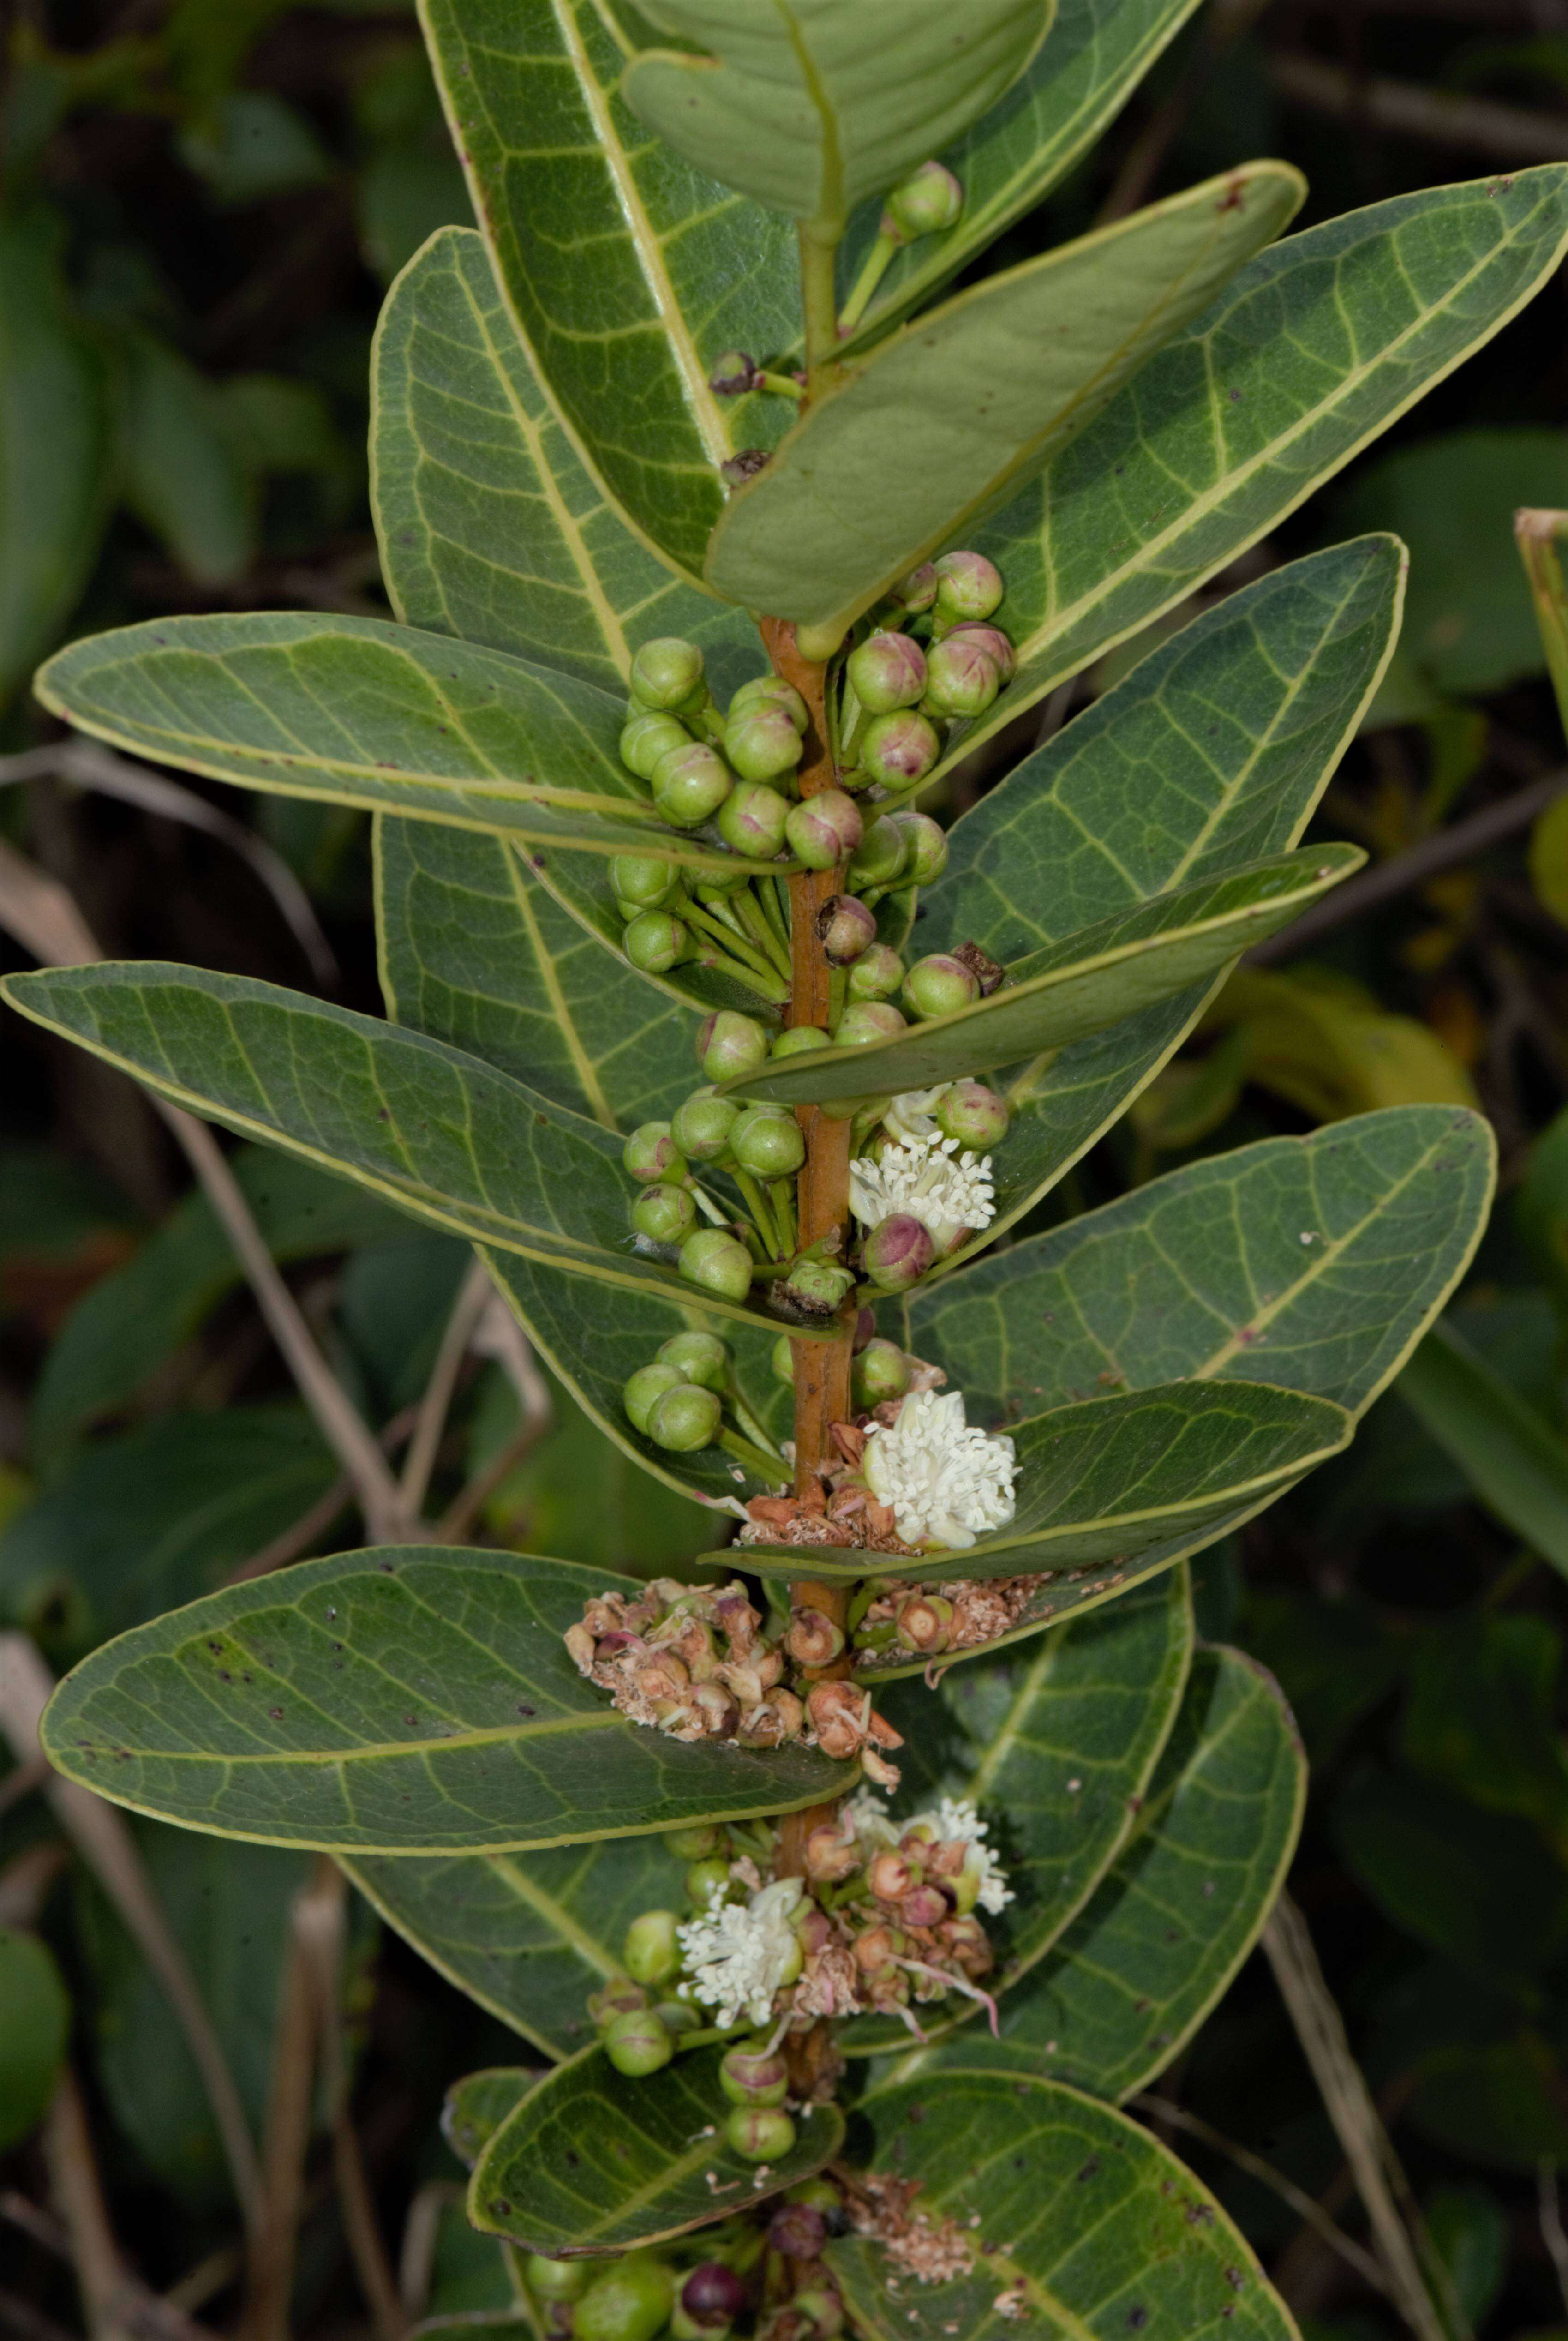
(894, 1592, 954, 1652)
(946, 620, 1017, 682)
(923, 632, 1001, 719)
(603, 2006, 674, 2075)
(895, 560, 939, 613)
(624, 1908, 682, 1987)
(795, 620, 845, 662)
(853, 1922, 901, 1973)
(887, 808, 948, 885)
(680, 2263, 748, 2334)
(725, 704, 804, 786)
(934, 1078, 1010, 1148)
(649, 1382, 724, 1452)
(730, 1103, 806, 1178)
(684, 1855, 734, 1907)
(791, 2286, 846, 2338)
(653, 1998, 704, 2038)
(848, 815, 909, 890)
(725, 2105, 796, 2163)
(902, 1884, 952, 1929)
(851, 1337, 911, 1409)
(665, 1822, 725, 1859)
(709, 348, 758, 395)
(623, 1121, 684, 1182)
(573, 2256, 677, 2341)
(769, 2201, 828, 2259)
(884, 159, 964, 242)
(863, 1212, 935, 1291)
(773, 1024, 831, 1057)
(782, 1255, 856, 1312)
(631, 636, 705, 710)
(732, 674, 810, 734)
(737, 1687, 804, 1746)
(846, 630, 926, 714)
(719, 2043, 790, 2106)
(846, 944, 904, 1002)
(621, 710, 692, 784)
(717, 780, 791, 858)
(622, 908, 688, 972)
(868, 1849, 915, 1902)
(832, 1000, 906, 1048)
(698, 1011, 770, 1082)
(805, 1824, 860, 1883)
(817, 894, 877, 965)
(859, 709, 941, 792)
(672, 1087, 741, 1161)
(652, 742, 732, 828)
(786, 1608, 845, 1667)
(611, 851, 682, 907)
(678, 1229, 754, 1303)
(902, 953, 981, 1021)
(807, 1679, 870, 1759)
(526, 2254, 589, 2302)
(631, 1183, 697, 1244)
(623, 1362, 685, 1433)
(657, 1330, 731, 1390)
(934, 549, 1004, 625)
(771, 1332, 796, 1383)
(785, 790, 862, 870)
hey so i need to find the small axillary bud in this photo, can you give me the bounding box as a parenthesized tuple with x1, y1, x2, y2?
(708, 348, 759, 394)
(882, 160, 964, 245)
(862, 1212, 935, 1292)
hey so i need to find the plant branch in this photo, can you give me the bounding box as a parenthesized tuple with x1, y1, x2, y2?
(798, 226, 840, 400)
(400, 1257, 494, 1513)
(242, 1865, 324, 2341)
(1268, 53, 1568, 162)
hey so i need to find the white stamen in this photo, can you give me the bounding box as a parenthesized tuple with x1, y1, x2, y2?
(850, 1130, 995, 1253)
(862, 1389, 1016, 1550)
(676, 1878, 803, 2030)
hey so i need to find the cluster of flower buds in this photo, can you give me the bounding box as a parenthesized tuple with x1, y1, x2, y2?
(565, 1580, 804, 1748)
(847, 1079, 1011, 1290)
(832, 549, 1014, 797)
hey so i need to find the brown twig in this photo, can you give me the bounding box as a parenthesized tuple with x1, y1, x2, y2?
(397, 2182, 461, 2321)
(243, 1866, 326, 2341)
(1268, 54, 1568, 162)
(400, 1258, 493, 1514)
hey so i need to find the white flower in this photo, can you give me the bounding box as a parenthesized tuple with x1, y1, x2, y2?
(849, 1130, 995, 1255)
(912, 1796, 1014, 1914)
(677, 1878, 804, 2029)
(843, 1787, 900, 1851)
(883, 1086, 950, 1143)
(863, 1389, 1016, 1550)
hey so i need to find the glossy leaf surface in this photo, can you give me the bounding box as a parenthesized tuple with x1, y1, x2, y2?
(470, 2042, 844, 2252)
(708, 165, 1303, 630)
(40, 1548, 852, 1852)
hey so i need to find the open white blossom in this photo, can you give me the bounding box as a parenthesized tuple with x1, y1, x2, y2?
(677, 1877, 803, 2029)
(914, 1796, 1015, 1914)
(863, 1388, 1016, 1550)
(849, 1130, 995, 1255)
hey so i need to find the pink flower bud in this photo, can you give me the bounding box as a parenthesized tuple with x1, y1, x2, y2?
(846, 630, 926, 714)
(785, 789, 862, 870)
(862, 1213, 935, 1291)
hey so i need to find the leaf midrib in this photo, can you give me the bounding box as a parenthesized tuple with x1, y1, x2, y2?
(72, 1708, 623, 1765)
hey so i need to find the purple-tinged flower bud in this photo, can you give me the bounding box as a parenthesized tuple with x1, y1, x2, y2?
(901, 1884, 953, 1928)
(846, 944, 904, 1002)
(934, 549, 1004, 625)
(769, 2201, 828, 2258)
(785, 789, 863, 870)
(846, 630, 926, 714)
(863, 1213, 935, 1291)
(935, 1079, 1010, 1148)
(725, 2105, 796, 2163)
(672, 1087, 740, 1161)
(923, 632, 1001, 720)
(895, 560, 939, 613)
(631, 1183, 697, 1244)
(859, 709, 941, 791)
(623, 1909, 682, 1987)
(649, 1381, 724, 1451)
(631, 636, 705, 710)
(719, 2044, 790, 2106)
(731, 673, 811, 734)
(678, 1229, 754, 1302)
(717, 780, 790, 858)
(903, 953, 981, 1020)
(848, 815, 909, 890)
(624, 1362, 685, 1432)
(681, 2264, 748, 2332)
(946, 620, 1017, 682)
(611, 852, 682, 908)
(833, 1000, 906, 1047)
(772, 1024, 831, 1057)
(574, 2258, 676, 2341)
(709, 349, 758, 395)
(621, 709, 691, 780)
(852, 1338, 911, 1409)
(883, 159, 964, 242)
(603, 2006, 675, 2075)
(888, 808, 948, 885)
(657, 1330, 731, 1389)
(817, 893, 877, 965)
(724, 704, 804, 786)
(698, 1011, 771, 1081)
(652, 743, 732, 828)
(784, 1255, 856, 1312)
(771, 1332, 796, 1382)
(731, 1103, 805, 1178)
(623, 1122, 685, 1182)
(623, 909, 688, 972)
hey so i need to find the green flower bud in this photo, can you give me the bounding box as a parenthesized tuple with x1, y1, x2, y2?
(684, 1855, 734, 1908)
(863, 1212, 936, 1291)
(525, 2254, 589, 2303)
(852, 1337, 912, 1409)
(785, 790, 862, 870)
(933, 549, 1004, 624)
(888, 807, 948, 885)
(922, 632, 1001, 719)
(631, 1183, 698, 1244)
(717, 780, 791, 858)
(649, 1381, 724, 1451)
(771, 1332, 796, 1382)
(672, 1087, 741, 1161)
(624, 1362, 685, 1434)
(846, 631, 926, 714)
(623, 909, 688, 972)
(724, 705, 804, 786)
(665, 1822, 725, 1859)
(698, 1011, 771, 1082)
(790, 2285, 847, 2339)
(883, 159, 964, 242)
(902, 953, 981, 1020)
(795, 620, 844, 663)
(732, 674, 810, 734)
(604, 2006, 676, 2076)
(724, 2105, 796, 2163)
(652, 743, 733, 828)
(621, 710, 692, 781)
(859, 710, 940, 791)
(573, 2255, 677, 2341)
(833, 1000, 907, 1047)
(783, 1255, 856, 1312)
(678, 1229, 754, 1303)
(786, 2177, 843, 2214)
(657, 1330, 731, 1389)
(653, 1998, 704, 2038)
(623, 1121, 684, 1183)
(818, 894, 877, 965)
(895, 560, 939, 613)
(945, 620, 1017, 683)
(846, 944, 905, 1002)
(719, 2042, 790, 2106)
(611, 852, 682, 908)
(935, 1079, 1010, 1148)
(772, 1023, 832, 1057)
(631, 636, 705, 711)
(848, 815, 909, 890)
(587, 1975, 649, 2026)
(624, 1908, 682, 1988)
(730, 1103, 805, 1178)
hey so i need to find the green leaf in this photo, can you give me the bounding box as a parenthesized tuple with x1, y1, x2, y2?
(0, 208, 111, 708)
(35, 612, 776, 876)
(1, 963, 830, 1343)
(731, 1382, 1351, 1587)
(374, 817, 697, 1128)
(828, 2072, 1293, 2341)
(421, 0, 796, 577)
(443, 2068, 539, 2166)
(949, 167, 1568, 768)
(371, 227, 759, 692)
(0, 1928, 71, 2151)
(896, 1646, 1305, 2101)
(727, 844, 1362, 1107)
(469, 2042, 845, 2252)
(707, 165, 1303, 631)
(623, 1, 1052, 235)
(119, 331, 254, 588)
(1396, 1318, 1568, 1583)
(837, 0, 1207, 356)
(40, 1547, 853, 1852)
(347, 1834, 674, 2058)
(1401, 1614, 1568, 1830)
